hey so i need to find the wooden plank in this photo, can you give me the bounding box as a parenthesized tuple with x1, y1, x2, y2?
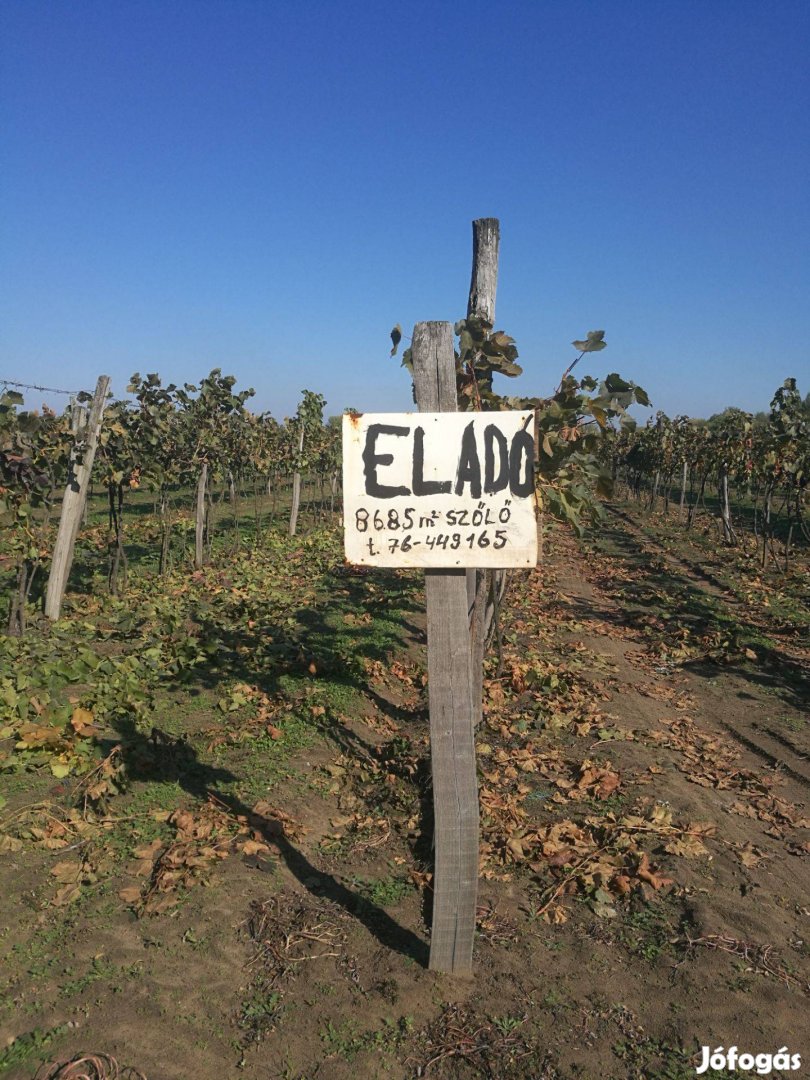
(411, 322, 458, 411)
(412, 321, 479, 975)
(45, 375, 110, 620)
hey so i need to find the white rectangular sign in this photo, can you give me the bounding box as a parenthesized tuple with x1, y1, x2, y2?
(342, 411, 538, 568)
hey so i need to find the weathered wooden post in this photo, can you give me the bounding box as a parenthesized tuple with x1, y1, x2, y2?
(466, 219, 500, 730)
(45, 375, 110, 620)
(411, 321, 479, 973)
(342, 339, 537, 975)
(194, 461, 208, 569)
(289, 422, 305, 537)
(467, 218, 499, 328)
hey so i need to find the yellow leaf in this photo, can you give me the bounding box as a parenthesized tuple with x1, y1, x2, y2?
(242, 840, 271, 856)
(70, 707, 95, 734)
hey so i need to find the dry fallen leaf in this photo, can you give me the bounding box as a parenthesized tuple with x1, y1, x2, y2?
(737, 842, 767, 869)
(52, 883, 81, 906)
(664, 835, 711, 858)
(50, 860, 82, 883)
(635, 853, 674, 891)
(241, 839, 271, 857)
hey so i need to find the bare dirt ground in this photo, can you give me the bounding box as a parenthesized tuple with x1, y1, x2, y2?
(1, 506, 808, 1079)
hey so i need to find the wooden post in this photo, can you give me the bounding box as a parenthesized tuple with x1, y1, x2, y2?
(467, 217, 499, 326)
(45, 375, 110, 620)
(466, 218, 501, 730)
(679, 460, 688, 518)
(70, 399, 91, 526)
(412, 321, 479, 975)
(194, 462, 208, 568)
(289, 424, 305, 537)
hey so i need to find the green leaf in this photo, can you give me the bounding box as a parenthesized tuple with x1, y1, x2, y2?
(458, 329, 475, 359)
(604, 373, 632, 393)
(389, 325, 402, 357)
(572, 330, 607, 352)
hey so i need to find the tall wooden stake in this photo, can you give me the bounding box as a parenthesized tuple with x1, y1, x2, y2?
(289, 423, 305, 537)
(466, 219, 501, 730)
(467, 217, 499, 326)
(412, 321, 479, 975)
(45, 375, 110, 620)
(194, 462, 208, 569)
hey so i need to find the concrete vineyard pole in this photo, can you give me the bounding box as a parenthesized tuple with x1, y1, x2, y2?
(45, 375, 110, 620)
(411, 322, 479, 974)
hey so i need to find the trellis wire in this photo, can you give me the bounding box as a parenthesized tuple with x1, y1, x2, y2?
(1, 378, 82, 396)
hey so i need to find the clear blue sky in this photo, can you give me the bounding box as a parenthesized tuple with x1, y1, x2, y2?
(2, 0, 808, 421)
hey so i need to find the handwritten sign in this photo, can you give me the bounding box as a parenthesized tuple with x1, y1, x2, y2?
(342, 411, 538, 567)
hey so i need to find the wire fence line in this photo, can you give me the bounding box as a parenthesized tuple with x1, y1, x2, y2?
(0, 378, 84, 396)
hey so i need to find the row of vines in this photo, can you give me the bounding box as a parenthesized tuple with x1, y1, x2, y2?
(606, 378, 809, 567)
(0, 331, 806, 799)
(0, 372, 340, 632)
(3, 355, 806, 645)
(2, 321, 655, 642)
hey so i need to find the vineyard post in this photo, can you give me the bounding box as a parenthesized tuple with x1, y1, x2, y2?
(194, 461, 208, 569)
(411, 321, 479, 975)
(71, 398, 90, 526)
(289, 422, 305, 537)
(679, 459, 688, 518)
(466, 218, 500, 730)
(45, 374, 110, 620)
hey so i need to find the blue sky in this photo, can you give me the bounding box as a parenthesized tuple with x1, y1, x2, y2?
(2, 0, 808, 421)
